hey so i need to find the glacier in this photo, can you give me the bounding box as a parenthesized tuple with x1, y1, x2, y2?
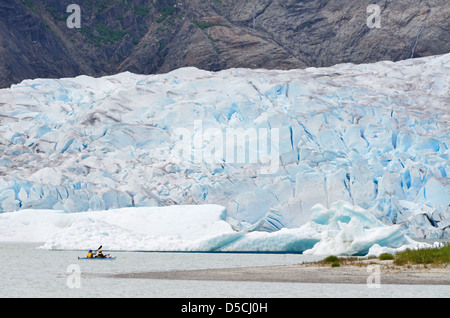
(0, 203, 419, 255)
(0, 53, 449, 254)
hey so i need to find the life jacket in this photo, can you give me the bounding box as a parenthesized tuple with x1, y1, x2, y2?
(87, 252, 93, 258)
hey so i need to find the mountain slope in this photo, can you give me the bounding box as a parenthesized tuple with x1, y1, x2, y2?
(1, 0, 449, 88)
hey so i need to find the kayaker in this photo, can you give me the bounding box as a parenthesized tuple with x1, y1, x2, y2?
(86, 250, 93, 258)
(97, 249, 106, 258)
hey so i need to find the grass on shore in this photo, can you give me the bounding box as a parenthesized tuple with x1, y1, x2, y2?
(394, 243, 449, 266)
(319, 243, 449, 268)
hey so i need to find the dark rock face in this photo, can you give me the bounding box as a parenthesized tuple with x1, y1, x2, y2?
(1, 0, 449, 88)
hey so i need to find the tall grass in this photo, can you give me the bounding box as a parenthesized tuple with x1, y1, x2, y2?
(394, 243, 450, 266)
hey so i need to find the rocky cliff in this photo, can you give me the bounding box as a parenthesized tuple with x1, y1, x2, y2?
(1, 0, 449, 88)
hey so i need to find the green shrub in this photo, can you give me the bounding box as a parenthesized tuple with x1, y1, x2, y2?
(331, 262, 340, 267)
(135, 5, 150, 16)
(379, 253, 394, 260)
(156, 6, 175, 23)
(324, 255, 339, 263)
(192, 20, 228, 30)
(94, 23, 127, 44)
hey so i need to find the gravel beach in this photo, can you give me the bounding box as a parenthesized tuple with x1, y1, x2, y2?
(115, 261, 450, 285)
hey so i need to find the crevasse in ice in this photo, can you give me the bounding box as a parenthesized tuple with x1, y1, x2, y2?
(0, 54, 449, 248)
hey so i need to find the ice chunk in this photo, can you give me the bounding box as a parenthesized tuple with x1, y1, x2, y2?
(302, 201, 413, 256)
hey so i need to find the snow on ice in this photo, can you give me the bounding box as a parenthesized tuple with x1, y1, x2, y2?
(0, 54, 449, 254)
(0, 203, 415, 255)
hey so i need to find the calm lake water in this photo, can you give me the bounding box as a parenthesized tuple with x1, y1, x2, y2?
(0, 242, 448, 298)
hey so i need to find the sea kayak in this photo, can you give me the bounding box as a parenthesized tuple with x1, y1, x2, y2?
(78, 257, 116, 260)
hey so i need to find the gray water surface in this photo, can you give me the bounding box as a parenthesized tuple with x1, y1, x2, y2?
(0, 243, 448, 298)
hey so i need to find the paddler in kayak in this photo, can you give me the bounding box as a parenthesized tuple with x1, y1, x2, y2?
(97, 249, 106, 258)
(86, 250, 93, 258)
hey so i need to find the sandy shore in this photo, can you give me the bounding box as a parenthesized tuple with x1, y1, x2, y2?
(114, 260, 450, 285)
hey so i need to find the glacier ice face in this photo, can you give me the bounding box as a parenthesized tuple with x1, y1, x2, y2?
(0, 54, 449, 240)
(0, 203, 413, 255)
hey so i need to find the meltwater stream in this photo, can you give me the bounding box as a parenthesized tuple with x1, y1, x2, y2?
(0, 243, 448, 298)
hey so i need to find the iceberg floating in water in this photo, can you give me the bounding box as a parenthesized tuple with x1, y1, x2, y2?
(0, 203, 418, 255)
